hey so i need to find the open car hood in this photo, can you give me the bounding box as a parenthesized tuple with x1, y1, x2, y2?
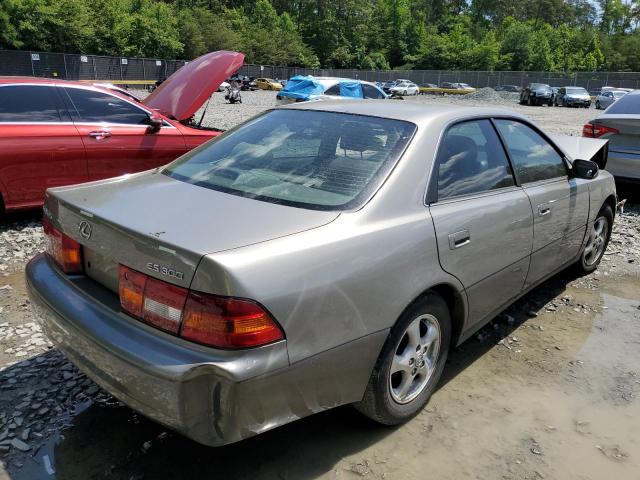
(142, 50, 244, 121)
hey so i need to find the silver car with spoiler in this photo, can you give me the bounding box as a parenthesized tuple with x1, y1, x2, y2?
(27, 101, 616, 446)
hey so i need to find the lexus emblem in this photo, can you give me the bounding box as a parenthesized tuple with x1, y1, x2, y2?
(78, 220, 92, 240)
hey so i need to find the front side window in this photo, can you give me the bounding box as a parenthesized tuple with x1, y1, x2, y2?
(0, 85, 63, 122)
(164, 109, 415, 210)
(362, 84, 385, 99)
(63, 87, 151, 125)
(494, 119, 566, 183)
(435, 119, 515, 200)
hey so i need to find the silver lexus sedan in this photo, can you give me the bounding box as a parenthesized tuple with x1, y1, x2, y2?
(27, 101, 616, 446)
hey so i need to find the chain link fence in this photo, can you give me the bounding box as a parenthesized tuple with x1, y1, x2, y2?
(2, 49, 640, 91)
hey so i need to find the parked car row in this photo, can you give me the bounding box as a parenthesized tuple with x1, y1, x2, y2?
(519, 83, 636, 109)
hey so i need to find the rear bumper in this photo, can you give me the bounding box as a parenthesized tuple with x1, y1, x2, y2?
(565, 99, 591, 106)
(26, 254, 385, 446)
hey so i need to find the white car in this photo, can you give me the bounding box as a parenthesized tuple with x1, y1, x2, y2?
(218, 81, 230, 92)
(390, 82, 420, 96)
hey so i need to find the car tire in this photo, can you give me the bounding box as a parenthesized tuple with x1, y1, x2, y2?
(576, 205, 613, 274)
(595, 101, 600, 109)
(528, 96, 534, 106)
(354, 292, 451, 425)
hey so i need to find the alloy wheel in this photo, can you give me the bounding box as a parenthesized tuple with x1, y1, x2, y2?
(583, 216, 609, 266)
(389, 314, 441, 404)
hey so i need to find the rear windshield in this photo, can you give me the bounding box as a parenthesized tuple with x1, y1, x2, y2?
(163, 109, 415, 210)
(606, 94, 640, 114)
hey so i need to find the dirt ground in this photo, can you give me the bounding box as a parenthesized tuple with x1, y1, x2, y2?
(1, 90, 639, 480)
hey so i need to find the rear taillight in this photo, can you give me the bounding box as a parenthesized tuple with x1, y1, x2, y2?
(118, 265, 283, 348)
(42, 217, 83, 274)
(119, 265, 187, 334)
(582, 122, 619, 138)
(181, 293, 283, 348)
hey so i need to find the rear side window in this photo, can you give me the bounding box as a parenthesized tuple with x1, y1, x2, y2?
(362, 84, 385, 99)
(164, 109, 415, 210)
(324, 84, 341, 96)
(494, 119, 566, 183)
(63, 87, 150, 125)
(0, 85, 63, 122)
(435, 119, 515, 200)
(606, 93, 640, 114)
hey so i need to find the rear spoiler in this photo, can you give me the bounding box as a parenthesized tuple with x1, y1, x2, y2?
(551, 135, 609, 170)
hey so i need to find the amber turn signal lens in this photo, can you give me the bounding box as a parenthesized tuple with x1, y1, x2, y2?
(42, 217, 83, 274)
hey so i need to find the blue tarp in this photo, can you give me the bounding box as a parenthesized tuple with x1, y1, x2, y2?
(278, 75, 325, 100)
(339, 80, 363, 98)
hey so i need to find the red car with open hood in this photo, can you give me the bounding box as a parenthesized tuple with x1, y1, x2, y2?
(0, 50, 244, 214)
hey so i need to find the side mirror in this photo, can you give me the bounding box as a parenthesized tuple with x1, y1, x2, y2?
(147, 114, 163, 132)
(572, 159, 599, 180)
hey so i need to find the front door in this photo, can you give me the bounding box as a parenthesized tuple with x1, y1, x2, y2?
(429, 119, 534, 327)
(0, 84, 86, 209)
(60, 86, 187, 181)
(494, 119, 589, 288)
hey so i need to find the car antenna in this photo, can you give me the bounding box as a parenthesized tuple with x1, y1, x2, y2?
(197, 94, 213, 128)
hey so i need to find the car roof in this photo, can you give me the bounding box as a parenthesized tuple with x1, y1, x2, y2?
(0, 76, 92, 87)
(280, 99, 526, 125)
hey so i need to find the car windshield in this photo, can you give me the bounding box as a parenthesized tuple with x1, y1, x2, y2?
(606, 94, 640, 114)
(567, 88, 587, 94)
(163, 109, 415, 211)
(531, 84, 549, 89)
(613, 91, 626, 98)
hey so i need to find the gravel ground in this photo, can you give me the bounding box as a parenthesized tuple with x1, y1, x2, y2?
(1, 90, 639, 480)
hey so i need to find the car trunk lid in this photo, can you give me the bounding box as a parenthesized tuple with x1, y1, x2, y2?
(45, 171, 339, 292)
(142, 51, 244, 121)
(594, 115, 640, 156)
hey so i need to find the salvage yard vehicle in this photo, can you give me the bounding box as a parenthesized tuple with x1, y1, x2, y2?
(554, 86, 591, 108)
(389, 81, 420, 96)
(584, 90, 640, 183)
(27, 101, 616, 447)
(0, 50, 244, 214)
(253, 78, 283, 90)
(520, 83, 554, 106)
(595, 89, 627, 110)
(276, 75, 387, 103)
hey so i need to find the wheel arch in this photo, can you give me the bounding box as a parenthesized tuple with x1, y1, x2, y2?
(401, 283, 467, 349)
(603, 194, 617, 219)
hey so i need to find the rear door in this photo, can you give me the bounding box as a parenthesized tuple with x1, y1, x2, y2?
(0, 84, 86, 208)
(494, 119, 589, 288)
(61, 86, 187, 180)
(429, 119, 533, 327)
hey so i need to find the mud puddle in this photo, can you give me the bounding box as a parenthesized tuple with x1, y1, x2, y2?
(6, 274, 640, 480)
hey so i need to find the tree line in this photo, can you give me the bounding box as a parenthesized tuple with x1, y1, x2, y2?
(1, 0, 640, 72)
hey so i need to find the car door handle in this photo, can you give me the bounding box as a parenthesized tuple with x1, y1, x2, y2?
(88, 131, 112, 140)
(448, 230, 471, 249)
(538, 205, 551, 216)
